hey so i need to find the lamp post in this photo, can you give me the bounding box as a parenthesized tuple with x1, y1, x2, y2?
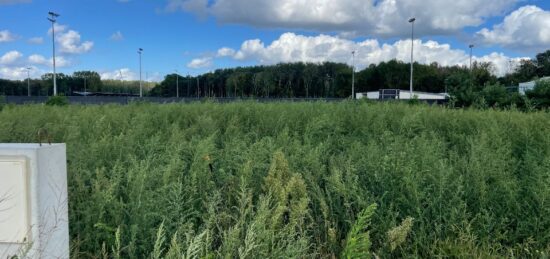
(84, 76, 87, 96)
(187, 74, 190, 97)
(26, 67, 31, 96)
(469, 44, 474, 70)
(351, 51, 356, 100)
(138, 48, 143, 97)
(119, 70, 126, 94)
(48, 12, 59, 96)
(469, 44, 474, 87)
(409, 17, 416, 97)
(175, 70, 179, 98)
(196, 76, 199, 98)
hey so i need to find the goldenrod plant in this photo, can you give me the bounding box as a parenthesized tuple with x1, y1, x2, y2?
(0, 101, 548, 258)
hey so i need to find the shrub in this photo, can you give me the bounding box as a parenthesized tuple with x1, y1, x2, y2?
(481, 83, 509, 108)
(46, 95, 69, 106)
(0, 95, 5, 111)
(407, 95, 422, 105)
(526, 80, 550, 108)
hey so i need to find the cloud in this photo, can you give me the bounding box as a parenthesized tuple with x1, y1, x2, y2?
(57, 30, 94, 54)
(476, 5, 550, 51)
(168, 0, 518, 37)
(49, 24, 94, 54)
(217, 47, 236, 57)
(0, 30, 17, 42)
(187, 57, 213, 69)
(0, 51, 23, 65)
(100, 68, 162, 82)
(110, 31, 124, 41)
(0, 66, 33, 80)
(223, 32, 527, 76)
(100, 68, 137, 80)
(0, 51, 71, 80)
(27, 37, 43, 44)
(28, 54, 70, 67)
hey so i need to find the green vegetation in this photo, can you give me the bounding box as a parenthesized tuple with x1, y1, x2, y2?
(2, 50, 550, 102)
(527, 80, 550, 108)
(46, 95, 69, 106)
(0, 95, 5, 111)
(0, 102, 549, 258)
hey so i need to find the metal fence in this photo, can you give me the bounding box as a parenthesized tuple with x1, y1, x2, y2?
(4, 96, 448, 105)
(4, 96, 345, 105)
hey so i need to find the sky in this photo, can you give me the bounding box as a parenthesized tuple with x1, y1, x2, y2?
(1, 0, 549, 81)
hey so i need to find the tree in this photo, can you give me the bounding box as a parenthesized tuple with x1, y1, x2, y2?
(73, 71, 102, 92)
(526, 80, 550, 108)
(535, 50, 550, 77)
(515, 60, 538, 82)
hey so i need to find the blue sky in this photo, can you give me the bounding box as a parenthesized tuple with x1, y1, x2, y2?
(1, 0, 549, 80)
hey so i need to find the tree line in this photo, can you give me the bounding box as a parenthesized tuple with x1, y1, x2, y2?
(0, 71, 145, 96)
(1, 50, 549, 105)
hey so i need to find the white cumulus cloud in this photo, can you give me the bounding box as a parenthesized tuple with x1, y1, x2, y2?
(187, 57, 213, 69)
(217, 47, 236, 57)
(0, 50, 23, 65)
(100, 68, 137, 81)
(49, 24, 93, 54)
(168, 0, 518, 37)
(0, 65, 45, 80)
(223, 33, 527, 76)
(0, 66, 31, 80)
(28, 54, 70, 67)
(0, 30, 17, 42)
(477, 5, 550, 51)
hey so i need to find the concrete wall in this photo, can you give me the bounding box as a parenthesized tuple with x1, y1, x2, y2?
(357, 91, 448, 100)
(0, 144, 69, 259)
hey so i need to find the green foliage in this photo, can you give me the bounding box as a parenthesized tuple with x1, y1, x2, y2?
(407, 95, 421, 105)
(0, 95, 5, 111)
(526, 80, 550, 108)
(0, 102, 549, 258)
(45, 95, 69, 106)
(341, 204, 377, 259)
(481, 83, 509, 108)
(386, 217, 414, 252)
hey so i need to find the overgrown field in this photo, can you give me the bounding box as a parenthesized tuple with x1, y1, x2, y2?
(0, 102, 549, 258)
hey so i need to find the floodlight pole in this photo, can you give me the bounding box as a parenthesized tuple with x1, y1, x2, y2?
(48, 12, 59, 96)
(26, 67, 31, 96)
(469, 44, 474, 71)
(138, 48, 143, 97)
(196, 77, 199, 98)
(409, 17, 416, 97)
(175, 70, 179, 98)
(469, 44, 474, 88)
(351, 51, 356, 100)
(187, 74, 190, 97)
(119, 70, 126, 94)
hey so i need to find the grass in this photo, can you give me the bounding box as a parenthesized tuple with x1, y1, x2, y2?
(0, 101, 549, 258)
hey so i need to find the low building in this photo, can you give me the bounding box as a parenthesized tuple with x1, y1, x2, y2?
(518, 77, 550, 95)
(356, 89, 449, 101)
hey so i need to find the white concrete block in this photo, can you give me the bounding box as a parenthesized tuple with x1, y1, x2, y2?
(0, 144, 69, 259)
